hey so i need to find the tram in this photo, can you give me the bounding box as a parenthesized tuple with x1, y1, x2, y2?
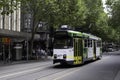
(53, 30, 102, 65)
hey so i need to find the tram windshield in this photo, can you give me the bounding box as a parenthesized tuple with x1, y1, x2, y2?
(54, 38, 73, 49)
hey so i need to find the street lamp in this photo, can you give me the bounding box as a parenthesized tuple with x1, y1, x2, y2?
(26, 15, 31, 61)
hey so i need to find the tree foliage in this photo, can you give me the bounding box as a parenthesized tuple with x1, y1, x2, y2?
(106, 0, 120, 43)
(53, 0, 86, 27)
(106, 0, 120, 28)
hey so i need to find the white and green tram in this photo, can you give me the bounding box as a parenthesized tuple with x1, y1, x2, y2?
(53, 30, 102, 65)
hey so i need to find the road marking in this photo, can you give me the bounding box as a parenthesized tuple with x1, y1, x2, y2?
(114, 71, 120, 80)
(53, 68, 81, 80)
(0, 65, 48, 79)
(36, 66, 82, 80)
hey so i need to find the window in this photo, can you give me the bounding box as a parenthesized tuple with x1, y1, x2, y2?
(54, 38, 73, 49)
(88, 39, 92, 47)
(97, 41, 101, 47)
(84, 39, 88, 47)
(90, 40, 93, 47)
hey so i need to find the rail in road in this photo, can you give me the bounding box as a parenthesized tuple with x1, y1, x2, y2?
(0, 61, 52, 80)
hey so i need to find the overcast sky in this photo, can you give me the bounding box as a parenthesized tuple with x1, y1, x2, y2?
(102, 0, 108, 13)
(102, 0, 106, 7)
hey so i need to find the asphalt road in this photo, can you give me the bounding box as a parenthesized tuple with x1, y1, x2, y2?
(0, 51, 120, 80)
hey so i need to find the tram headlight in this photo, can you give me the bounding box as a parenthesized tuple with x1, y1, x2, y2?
(54, 54, 57, 59)
(63, 54, 66, 59)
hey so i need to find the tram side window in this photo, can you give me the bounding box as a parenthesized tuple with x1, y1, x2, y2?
(88, 40, 90, 47)
(97, 41, 101, 47)
(88, 40, 92, 47)
(91, 40, 93, 47)
(84, 39, 88, 47)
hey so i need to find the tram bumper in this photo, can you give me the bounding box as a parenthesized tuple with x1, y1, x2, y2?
(53, 59, 74, 65)
(53, 59, 66, 64)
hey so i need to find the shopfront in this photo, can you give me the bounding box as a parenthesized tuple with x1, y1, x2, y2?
(0, 37, 11, 62)
(0, 29, 40, 63)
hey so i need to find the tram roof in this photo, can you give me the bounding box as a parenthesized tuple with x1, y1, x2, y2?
(82, 33, 101, 40)
(67, 30, 101, 40)
(66, 30, 83, 37)
(55, 30, 101, 40)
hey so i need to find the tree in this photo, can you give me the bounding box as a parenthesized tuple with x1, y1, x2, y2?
(106, 0, 120, 43)
(83, 0, 104, 33)
(83, 0, 106, 34)
(53, 0, 86, 27)
(20, 0, 58, 57)
(20, 0, 88, 56)
(106, 0, 120, 28)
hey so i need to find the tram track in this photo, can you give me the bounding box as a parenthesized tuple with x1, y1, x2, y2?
(0, 61, 52, 79)
(3, 59, 100, 80)
(6, 64, 75, 80)
(35, 65, 82, 80)
(0, 56, 109, 80)
(35, 58, 107, 80)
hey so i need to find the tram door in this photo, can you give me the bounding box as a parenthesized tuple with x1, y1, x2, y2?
(93, 40, 96, 59)
(73, 38, 83, 64)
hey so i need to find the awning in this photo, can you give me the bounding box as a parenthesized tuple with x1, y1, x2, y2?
(0, 29, 40, 40)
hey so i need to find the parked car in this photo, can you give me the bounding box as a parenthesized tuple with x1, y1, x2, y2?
(107, 47, 114, 52)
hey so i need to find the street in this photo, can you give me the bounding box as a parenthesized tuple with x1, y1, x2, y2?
(0, 51, 120, 80)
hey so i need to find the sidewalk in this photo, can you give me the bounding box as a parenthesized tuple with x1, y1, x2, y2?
(103, 50, 120, 55)
(0, 56, 52, 67)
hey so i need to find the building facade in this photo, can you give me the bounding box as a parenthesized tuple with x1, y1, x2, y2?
(0, 3, 32, 62)
(0, 5, 21, 31)
(0, 5, 23, 62)
(0, 1, 53, 63)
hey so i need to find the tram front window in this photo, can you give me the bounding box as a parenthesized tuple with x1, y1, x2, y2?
(54, 38, 73, 49)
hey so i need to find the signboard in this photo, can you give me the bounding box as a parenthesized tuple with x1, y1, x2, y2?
(0, 38, 11, 44)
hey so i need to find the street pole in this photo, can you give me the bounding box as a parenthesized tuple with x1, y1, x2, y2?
(26, 40, 28, 61)
(8, 42, 11, 62)
(26, 17, 29, 61)
(3, 44, 5, 63)
(26, 24, 29, 61)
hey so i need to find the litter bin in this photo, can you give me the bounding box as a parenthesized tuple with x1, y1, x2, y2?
(14, 44, 22, 60)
